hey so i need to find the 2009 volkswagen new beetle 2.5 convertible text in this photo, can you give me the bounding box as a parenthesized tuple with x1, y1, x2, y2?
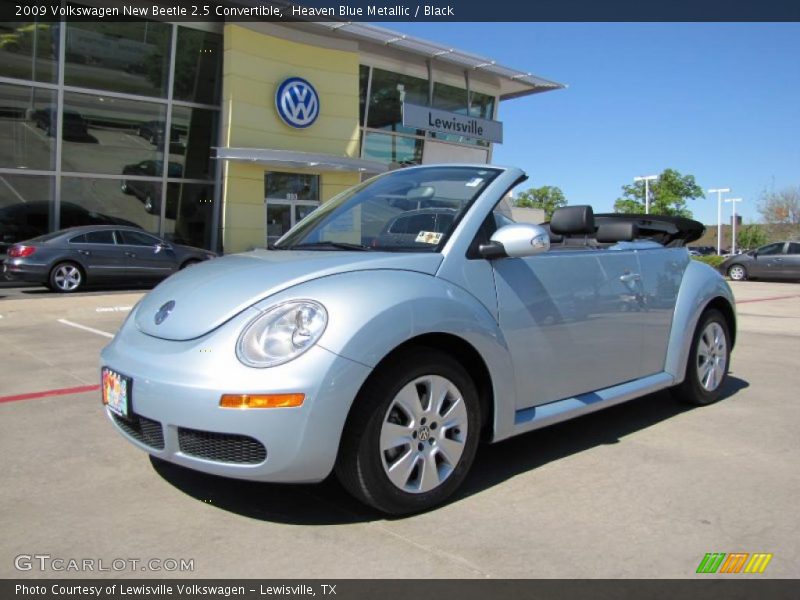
(101, 165, 736, 515)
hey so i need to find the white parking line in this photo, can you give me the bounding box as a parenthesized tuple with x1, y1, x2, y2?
(57, 319, 114, 339)
(22, 121, 50, 142)
(0, 175, 27, 204)
(95, 306, 132, 313)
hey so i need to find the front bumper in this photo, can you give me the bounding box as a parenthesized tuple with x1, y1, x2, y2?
(100, 307, 372, 483)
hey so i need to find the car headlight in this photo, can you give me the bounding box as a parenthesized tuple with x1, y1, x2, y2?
(236, 300, 328, 368)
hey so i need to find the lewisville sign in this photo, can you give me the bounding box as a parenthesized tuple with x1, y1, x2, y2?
(402, 103, 503, 144)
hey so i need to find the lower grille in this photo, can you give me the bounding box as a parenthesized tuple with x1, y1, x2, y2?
(177, 427, 267, 464)
(112, 413, 165, 450)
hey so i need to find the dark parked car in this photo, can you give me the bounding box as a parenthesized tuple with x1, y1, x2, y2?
(3, 226, 216, 292)
(720, 241, 800, 281)
(121, 160, 183, 216)
(0, 201, 141, 254)
(137, 120, 182, 147)
(33, 107, 88, 139)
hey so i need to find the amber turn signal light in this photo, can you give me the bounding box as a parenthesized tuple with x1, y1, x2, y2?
(219, 393, 305, 409)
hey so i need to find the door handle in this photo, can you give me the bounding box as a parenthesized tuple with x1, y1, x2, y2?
(619, 273, 641, 283)
(124, 252, 136, 258)
(77, 250, 90, 256)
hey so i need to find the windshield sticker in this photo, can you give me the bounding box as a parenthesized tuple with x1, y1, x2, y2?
(415, 231, 443, 244)
(465, 177, 484, 187)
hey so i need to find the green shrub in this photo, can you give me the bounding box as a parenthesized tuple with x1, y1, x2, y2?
(691, 255, 726, 268)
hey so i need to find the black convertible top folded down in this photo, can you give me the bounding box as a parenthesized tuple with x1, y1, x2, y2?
(593, 213, 706, 246)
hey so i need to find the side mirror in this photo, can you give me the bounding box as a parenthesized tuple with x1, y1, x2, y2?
(155, 242, 172, 254)
(479, 223, 550, 259)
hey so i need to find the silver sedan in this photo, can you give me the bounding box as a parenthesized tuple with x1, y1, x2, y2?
(101, 165, 736, 514)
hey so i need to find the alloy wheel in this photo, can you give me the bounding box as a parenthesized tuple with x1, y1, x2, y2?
(380, 375, 468, 494)
(696, 321, 727, 392)
(54, 264, 82, 292)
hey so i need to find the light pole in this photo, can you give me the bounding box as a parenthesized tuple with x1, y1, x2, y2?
(708, 187, 731, 255)
(725, 198, 743, 255)
(634, 175, 658, 214)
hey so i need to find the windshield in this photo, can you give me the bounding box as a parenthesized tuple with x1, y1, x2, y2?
(274, 166, 501, 252)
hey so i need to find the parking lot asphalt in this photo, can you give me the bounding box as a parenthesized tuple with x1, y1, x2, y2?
(1, 280, 798, 579)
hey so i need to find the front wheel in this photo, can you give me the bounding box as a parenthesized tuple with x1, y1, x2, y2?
(48, 262, 84, 293)
(727, 264, 747, 281)
(671, 309, 730, 406)
(336, 348, 481, 515)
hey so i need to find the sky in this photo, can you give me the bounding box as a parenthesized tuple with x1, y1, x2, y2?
(385, 22, 800, 225)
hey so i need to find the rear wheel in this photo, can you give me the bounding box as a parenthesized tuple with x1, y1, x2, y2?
(727, 264, 747, 281)
(48, 262, 84, 293)
(336, 348, 480, 515)
(671, 309, 730, 406)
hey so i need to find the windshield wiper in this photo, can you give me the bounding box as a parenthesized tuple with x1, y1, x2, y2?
(286, 241, 372, 251)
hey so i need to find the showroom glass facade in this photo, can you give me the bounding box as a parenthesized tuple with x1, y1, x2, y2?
(0, 19, 222, 252)
(358, 65, 497, 166)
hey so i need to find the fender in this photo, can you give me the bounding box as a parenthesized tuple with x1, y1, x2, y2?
(250, 269, 519, 441)
(664, 260, 736, 384)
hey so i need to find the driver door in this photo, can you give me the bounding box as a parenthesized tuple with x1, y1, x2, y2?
(493, 247, 646, 409)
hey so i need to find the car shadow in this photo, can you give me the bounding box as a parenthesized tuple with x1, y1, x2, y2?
(150, 376, 748, 525)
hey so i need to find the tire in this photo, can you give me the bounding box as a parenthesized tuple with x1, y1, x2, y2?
(144, 193, 155, 214)
(727, 264, 747, 281)
(336, 347, 481, 515)
(671, 309, 731, 406)
(48, 262, 84, 293)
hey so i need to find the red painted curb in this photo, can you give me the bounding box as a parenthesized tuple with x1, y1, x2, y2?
(0, 384, 100, 404)
(736, 294, 800, 305)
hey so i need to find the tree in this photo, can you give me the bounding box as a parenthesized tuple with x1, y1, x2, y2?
(737, 223, 769, 250)
(515, 185, 567, 220)
(757, 186, 800, 225)
(613, 168, 704, 218)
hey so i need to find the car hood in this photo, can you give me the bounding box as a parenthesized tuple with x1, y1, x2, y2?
(134, 250, 443, 341)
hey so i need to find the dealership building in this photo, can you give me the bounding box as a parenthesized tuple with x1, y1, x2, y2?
(0, 13, 563, 253)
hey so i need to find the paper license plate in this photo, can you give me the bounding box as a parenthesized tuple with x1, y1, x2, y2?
(102, 367, 132, 419)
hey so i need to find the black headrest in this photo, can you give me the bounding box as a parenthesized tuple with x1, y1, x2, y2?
(596, 222, 639, 243)
(550, 205, 595, 235)
(541, 224, 563, 243)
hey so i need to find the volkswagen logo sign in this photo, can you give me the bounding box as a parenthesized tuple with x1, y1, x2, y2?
(154, 300, 175, 325)
(275, 77, 320, 129)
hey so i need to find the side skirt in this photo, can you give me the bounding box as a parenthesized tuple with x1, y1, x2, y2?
(511, 372, 675, 437)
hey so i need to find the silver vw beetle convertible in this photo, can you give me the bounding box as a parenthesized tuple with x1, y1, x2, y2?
(101, 165, 735, 514)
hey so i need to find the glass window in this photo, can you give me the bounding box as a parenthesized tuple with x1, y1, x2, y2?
(161, 182, 215, 249)
(265, 172, 319, 201)
(64, 19, 171, 98)
(362, 131, 423, 166)
(366, 68, 428, 136)
(758, 243, 784, 256)
(0, 21, 59, 83)
(170, 106, 217, 179)
(60, 91, 166, 175)
(274, 166, 500, 252)
(0, 82, 57, 170)
(173, 27, 222, 105)
(81, 230, 116, 244)
(61, 177, 159, 233)
(120, 230, 159, 246)
(787, 243, 800, 255)
(68, 233, 86, 243)
(432, 82, 494, 147)
(0, 174, 54, 251)
(266, 203, 291, 246)
(359, 65, 369, 126)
